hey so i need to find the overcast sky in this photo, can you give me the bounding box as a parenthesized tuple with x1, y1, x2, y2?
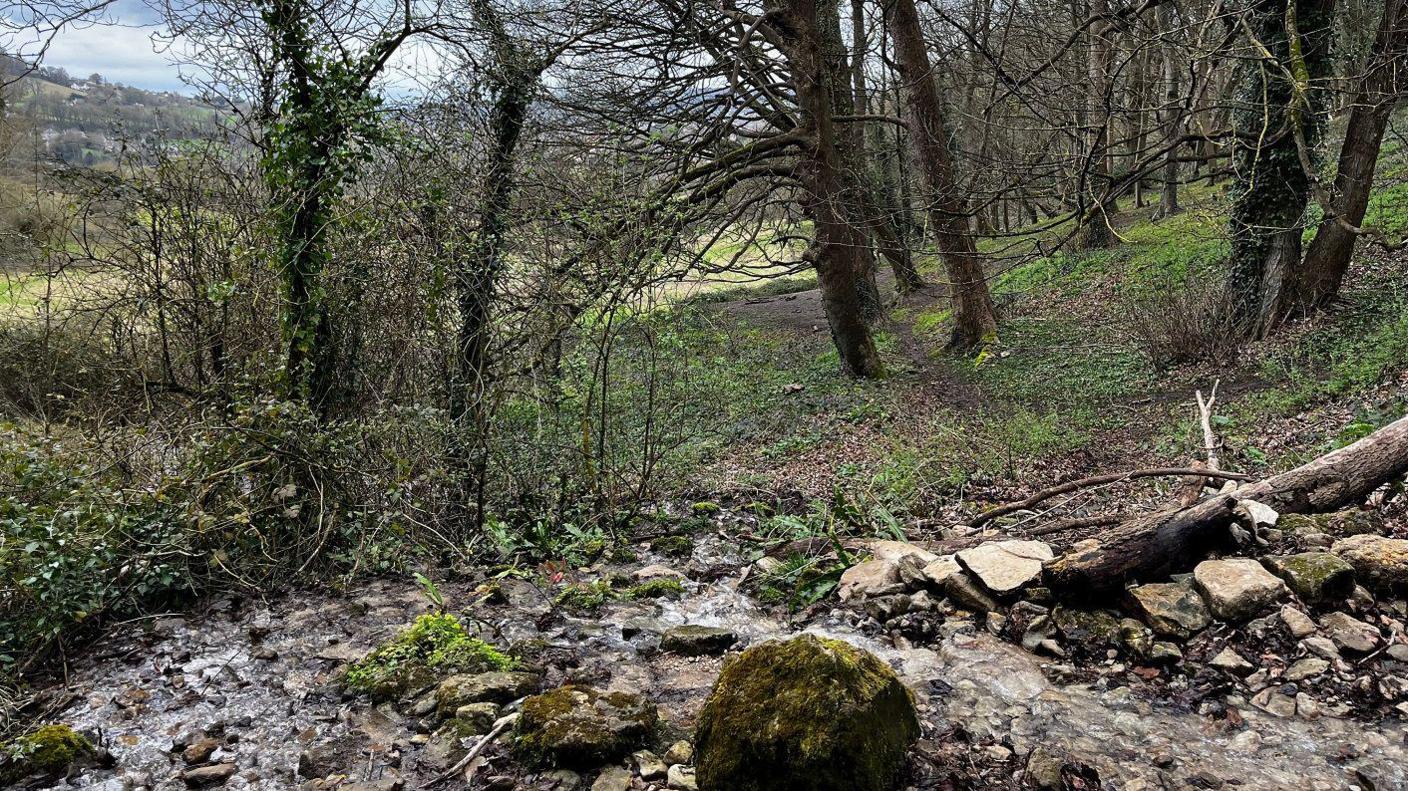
(35, 0, 446, 96)
(40, 0, 190, 92)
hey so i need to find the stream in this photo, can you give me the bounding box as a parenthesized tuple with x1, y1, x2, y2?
(32, 535, 1408, 791)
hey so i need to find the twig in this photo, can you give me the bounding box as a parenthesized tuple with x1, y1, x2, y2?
(419, 714, 517, 789)
(966, 467, 1253, 528)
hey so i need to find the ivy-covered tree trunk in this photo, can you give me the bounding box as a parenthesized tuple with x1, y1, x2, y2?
(885, 0, 999, 348)
(1298, 0, 1408, 310)
(450, 6, 545, 531)
(259, 0, 413, 412)
(1224, 0, 1338, 335)
(770, 0, 883, 377)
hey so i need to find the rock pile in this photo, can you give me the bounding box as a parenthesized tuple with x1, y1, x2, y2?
(833, 512, 1408, 728)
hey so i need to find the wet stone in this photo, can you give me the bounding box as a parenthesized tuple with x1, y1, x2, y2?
(182, 762, 237, 787)
(1194, 559, 1287, 621)
(1319, 612, 1379, 654)
(1127, 581, 1212, 638)
(660, 625, 738, 657)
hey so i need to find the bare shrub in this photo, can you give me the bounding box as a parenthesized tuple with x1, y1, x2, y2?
(1126, 278, 1242, 367)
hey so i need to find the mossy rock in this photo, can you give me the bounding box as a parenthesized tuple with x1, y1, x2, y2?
(650, 535, 696, 558)
(1261, 553, 1355, 603)
(1279, 511, 1382, 538)
(1, 725, 96, 784)
(343, 613, 515, 702)
(514, 685, 659, 768)
(1052, 607, 1123, 646)
(694, 634, 919, 791)
(555, 580, 615, 614)
(624, 577, 686, 601)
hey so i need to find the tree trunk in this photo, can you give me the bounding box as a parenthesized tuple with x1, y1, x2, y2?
(1154, 2, 1183, 219)
(844, 0, 925, 295)
(885, 0, 999, 349)
(772, 0, 883, 377)
(1046, 413, 1408, 598)
(1298, 0, 1408, 310)
(1225, 0, 1338, 335)
(1077, 0, 1117, 250)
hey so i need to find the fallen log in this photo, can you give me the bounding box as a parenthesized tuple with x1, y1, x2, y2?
(1045, 413, 1408, 599)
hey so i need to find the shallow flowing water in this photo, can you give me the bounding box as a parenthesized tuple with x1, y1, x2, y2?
(31, 537, 1408, 791)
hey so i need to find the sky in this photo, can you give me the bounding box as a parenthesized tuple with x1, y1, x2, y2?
(40, 0, 191, 92)
(33, 0, 447, 96)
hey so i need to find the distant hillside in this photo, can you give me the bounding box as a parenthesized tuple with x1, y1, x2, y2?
(2, 55, 228, 167)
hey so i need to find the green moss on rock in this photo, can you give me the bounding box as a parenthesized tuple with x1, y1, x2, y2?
(650, 535, 696, 558)
(514, 685, 659, 768)
(1, 725, 95, 784)
(343, 613, 515, 701)
(624, 578, 686, 600)
(555, 580, 615, 613)
(1262, 552, 1355, 603)
(694, 634, 918, 791)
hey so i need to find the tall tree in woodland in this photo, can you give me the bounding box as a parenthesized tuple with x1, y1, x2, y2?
(1297, 0, 1408, 309)
(1152, 2, 1184, 219)
(1224, 0, 1338, 335)
(849, 0, 925, 294)
(254, 0, 432, 409)
(767, 0, 883, 376)
(447, 0, 559, 529)
(884, 0, 998, 348)
(1077, 0, 1117, 249)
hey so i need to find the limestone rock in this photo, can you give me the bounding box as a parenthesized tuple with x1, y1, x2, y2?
(1261, 553, 1355, 603)
(838, 559, 903, 602)
(1127, 582, 1211, 638)
(661, 626, 738, 657)
(662, 740, 693, 766)
(435, 671, 539, 716)
(591, 767, 633, 791)
(182, 763, 237, 787)
(514, 686, 658, 767)
(858, 540, 940, 566)
(667, 764, 698, 790)
(182, 738, 221, 765)
(694, 635, 918, 791)
(920, 555, 962, 587)
(1193, 559, 1287, 621)
(1279, 605, 1318, 639)
(634, 749, 667, 780)
(635, 564, 685, 580)
(1331, 535, 1408, 595)
(1284, 658, 1329, 682)
(944, 572, 1000, 613)
(955, 540, 1053, 596)
(1210, 647, 1254, 675)
(1319, 612, 1379, 653)
(1302, 636, 1341, 660)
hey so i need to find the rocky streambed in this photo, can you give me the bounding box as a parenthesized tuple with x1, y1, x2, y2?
(14, 525, 1408, 791)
